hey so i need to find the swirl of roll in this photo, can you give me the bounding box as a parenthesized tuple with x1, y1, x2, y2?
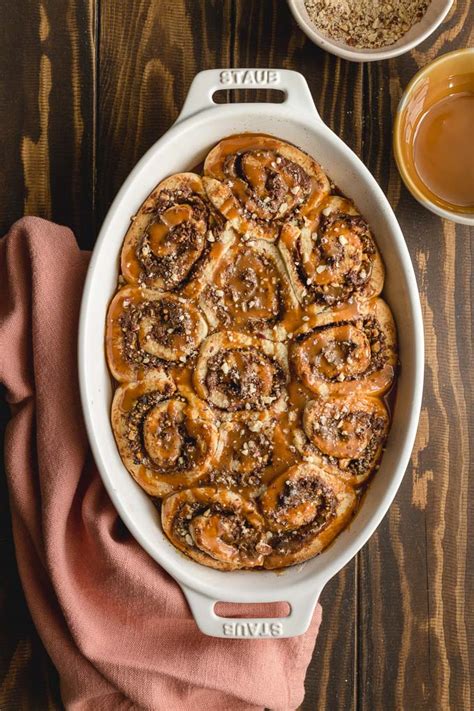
(200, 239, 300, 340)
(209, 412, 277, 490)
(279, 196, 384, 309)
(294, 395, 389, 486)
(111, 377, 218, 496)
(161, 488, 271, 570)
(121, 173, 234, 292)
(209, 411, 301, 493)
(106, 286, 208, 382)
(260, 463, 356, 569)
(194, 332, 288, 414)
(292, 298, 397, 397)
(203, 134, 330, 241)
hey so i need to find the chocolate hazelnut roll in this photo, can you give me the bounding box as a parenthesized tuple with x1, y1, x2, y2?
(194, 332, 288, 415)
(209, 412, 277, 491)
(260, 463, 356, 569)
(161, 488, 271, 570)
(106, 286, 208, 382)
(279, 196, 384, 309)
(292, 298, 397, 397)
(294, 395, 390, 486)
(200, 239, 299, 340)
(209, 411, 300, 492)
(203, 134, 330, 241)
(112, 378, 218, 497)
(121, 172, 234, 293)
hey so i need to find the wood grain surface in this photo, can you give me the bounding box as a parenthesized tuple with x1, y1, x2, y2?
(0, 1, 472, 709)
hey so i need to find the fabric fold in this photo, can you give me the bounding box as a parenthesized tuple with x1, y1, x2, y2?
(0, 217, 321, 711)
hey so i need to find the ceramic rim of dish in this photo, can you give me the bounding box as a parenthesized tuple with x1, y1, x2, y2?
(393, 47, 474, 226)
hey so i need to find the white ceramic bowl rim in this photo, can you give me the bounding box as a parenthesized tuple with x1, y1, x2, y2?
(79, 69, 424, 638)
(287, 0, 454, 62)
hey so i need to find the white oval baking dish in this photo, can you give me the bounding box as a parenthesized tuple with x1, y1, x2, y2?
(79, 69, 424, 639)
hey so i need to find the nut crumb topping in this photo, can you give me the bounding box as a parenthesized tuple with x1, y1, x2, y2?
(304, 0, 430, 50)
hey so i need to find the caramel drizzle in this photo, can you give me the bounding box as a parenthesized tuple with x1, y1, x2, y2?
(168, 491, 270, 567)
(107, 137, 398, 570)
(122, 180, 225, 291)
(204, 347, 285, 412)
(203, 241, 302, 336)
(205, 134, 329, 232)
(302, 396, 389, 478)
(292, 316, 393, 394)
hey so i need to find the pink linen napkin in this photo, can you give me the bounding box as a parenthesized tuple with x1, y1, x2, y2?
(0, 217, 322, 710)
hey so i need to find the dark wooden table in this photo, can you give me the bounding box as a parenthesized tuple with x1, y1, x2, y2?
(1, 2, 472, 709)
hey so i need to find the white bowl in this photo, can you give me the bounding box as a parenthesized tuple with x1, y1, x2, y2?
(79, 69, 424, 638)
(287, 0, 454, 62)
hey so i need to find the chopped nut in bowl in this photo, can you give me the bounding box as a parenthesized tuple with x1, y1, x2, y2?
(287, 0, 453, 62)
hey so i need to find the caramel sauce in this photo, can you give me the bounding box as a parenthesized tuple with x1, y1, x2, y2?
(148, 204, 196, 256)
(220, 197, 242, 223)
(413, 93, 474, 209)
(241, 152, 269, 194)
(265, 415, 301, 479)
(119, 380, 160, 411)
(170, 363, 194, 390)
(190, 514, 237, 561)
(397, 60, 474, 215)
(121, 243, 142, 281)
(287, 379, 313, 412)
(218, 423, 269, 476)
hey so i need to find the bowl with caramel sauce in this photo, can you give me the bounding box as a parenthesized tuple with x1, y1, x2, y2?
(394, 48, 474, 225)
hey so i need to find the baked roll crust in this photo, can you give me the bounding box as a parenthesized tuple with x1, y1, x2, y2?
(294, 394, 390, 486)
(106, 286, 208, 382)
(260, 463, 356, 568)
(203, 133, 330, 241)
(111, 377, 218, 496)
(121, 172, 234, 293)
(193, 331, 288, 415)
(292, 298, 397, 397)
(161, 487, 271, 570)
(279, 195, 384, 309)
(199, 238, 300, 340)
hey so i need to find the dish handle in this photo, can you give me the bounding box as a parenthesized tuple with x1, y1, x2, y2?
(181, 583, 323, 639)
(175, 68, 322, 124)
